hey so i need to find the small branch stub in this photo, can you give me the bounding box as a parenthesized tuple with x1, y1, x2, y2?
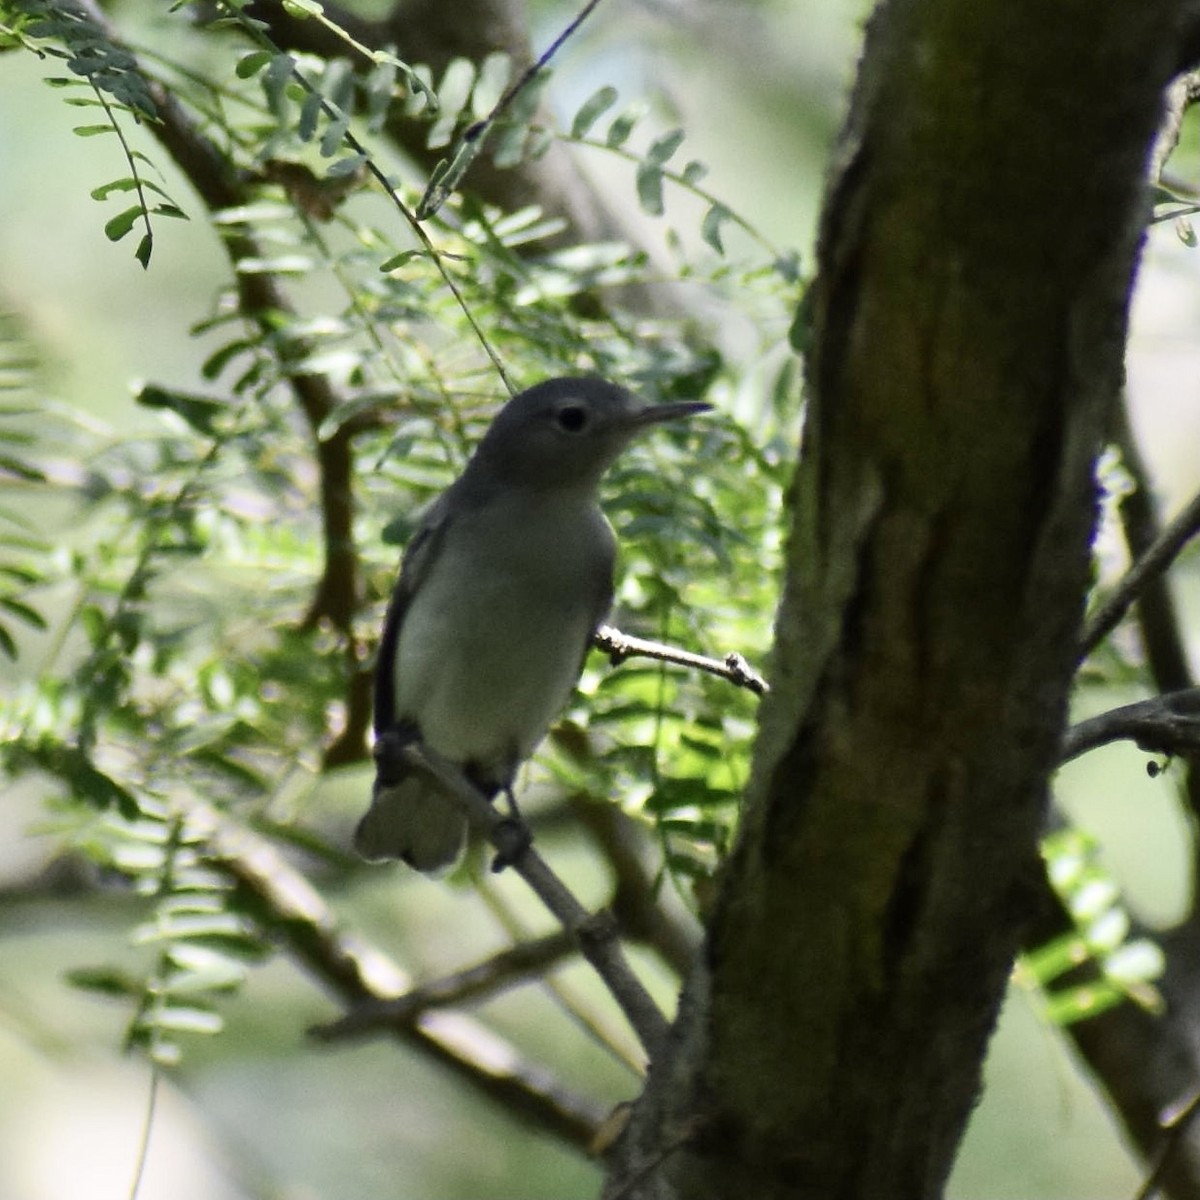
(593, 624, 769, 696)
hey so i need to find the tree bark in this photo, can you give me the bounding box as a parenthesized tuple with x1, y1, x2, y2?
(605, 2, 1187, 1197)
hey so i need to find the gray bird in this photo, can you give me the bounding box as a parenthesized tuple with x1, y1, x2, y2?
(355, 376, 710, 870)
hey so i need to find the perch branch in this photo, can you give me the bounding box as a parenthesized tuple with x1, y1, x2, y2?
(1058, 688, 1200, 764)
(403, 741, 673, 1062)
(593, 624, 769, 696)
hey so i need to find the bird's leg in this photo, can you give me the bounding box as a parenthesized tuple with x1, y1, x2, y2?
(372, 722, 420, 789)
(465, 768, 533, 872)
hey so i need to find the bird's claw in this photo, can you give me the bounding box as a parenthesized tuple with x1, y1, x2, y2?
(490, 817, 533, 872)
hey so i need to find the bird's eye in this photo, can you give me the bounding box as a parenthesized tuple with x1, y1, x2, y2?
(555, 404, 589, 433)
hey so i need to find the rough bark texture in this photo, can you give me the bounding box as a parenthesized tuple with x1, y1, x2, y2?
(604, 2, 1187, 1197)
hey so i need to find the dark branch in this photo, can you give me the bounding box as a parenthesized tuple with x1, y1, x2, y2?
(310, 929, 576, 1041)
(1079, 472, 1200, 662)
(1059, 688, 1200, 764)
(403, 741, 673, 1062)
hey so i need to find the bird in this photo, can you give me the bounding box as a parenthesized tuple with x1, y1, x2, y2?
(354, 376, 710, 871)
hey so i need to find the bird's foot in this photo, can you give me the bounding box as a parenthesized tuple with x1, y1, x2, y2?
(372, 723, 420, 788)
(490, 816, 533, 873)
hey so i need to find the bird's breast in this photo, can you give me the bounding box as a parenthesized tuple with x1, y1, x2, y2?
(392, 494, 615, 777)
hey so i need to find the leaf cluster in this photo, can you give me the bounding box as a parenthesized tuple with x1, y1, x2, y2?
(0, 0, 805, 1063)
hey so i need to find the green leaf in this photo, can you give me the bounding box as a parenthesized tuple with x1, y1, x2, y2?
(152, 1003, 224, 1035)
(135, 232, 152, 269)
(262, 53, 296, 111)
(298, 90, 323, 142)
(66, 966, 143, 998)
(606, 106, 642, 149)
(571, 85, 618, 139)
(104, 206, 142, 242)
(281, 0, 324, 19)
(472, 51, 511, 118)
(788, 295, 809, 355)
(427, 57, 476, 149)
(236, 50, 274, 79)
(326, 153, 367, 179)
(646, 128, 685, 166)
(700, 201, 730, 254)
(90, 177, 139, 201)
(680, 159, 708, 186)
(200, 338, 254, 381)
(1043, 981, 1123, 1027)
(135, 384, 226, 436)
(0, 595, 47, 630)
(636, 163, 665, 217)
(72, 124, 114, 137)
(379, 249, 426, 272)
(416, 137, 482, 219)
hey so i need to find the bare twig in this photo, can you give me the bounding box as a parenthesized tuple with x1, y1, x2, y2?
(310, 929, 575, 1041)
(593, 624, 769, 696)
(1079, 481, 1200, 660)
(188, 803, 607, 1147)
(472, 874, 646, 1075)
(1059, 688, 1200, 764)
(1106, 406, 1196, 693)
(1134, 1088, 1200, 1200)
(404, 742, 673, 1062)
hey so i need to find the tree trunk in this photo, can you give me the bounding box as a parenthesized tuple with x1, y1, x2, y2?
(605, 2, 1188, 1196)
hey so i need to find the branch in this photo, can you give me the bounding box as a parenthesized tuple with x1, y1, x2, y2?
(593, 624, 769, 696)
(402, 741, 673, 1062)
(310, 929, 575, 1041)
(188, 802, 607, 1148)
(1059, 688, 1200, 764)
(1134, 1087, 1200, 1200)
(1078, 476, 1200, 661)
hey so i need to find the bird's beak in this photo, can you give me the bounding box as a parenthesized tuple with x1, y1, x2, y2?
(631, 400, 712, 427)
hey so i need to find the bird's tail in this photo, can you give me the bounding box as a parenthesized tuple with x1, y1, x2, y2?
(353, 774, 466, 872)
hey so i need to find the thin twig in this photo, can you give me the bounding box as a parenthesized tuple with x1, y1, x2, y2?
(593, 624, 769, 696)
(1133, 1087, 1200, 1200)
(1079, 482, 1200, 659)
(126, 1067, 159, 1200)
(465, 0, 606, 142)
(1059, 688, 1200, 764)
(473, 872, 646, 1076)
(404, 743, 673, 1063)
(310, 930, 575, 1041)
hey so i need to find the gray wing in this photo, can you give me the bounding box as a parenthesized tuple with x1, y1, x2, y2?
(357, 489, 469, 868)
(372, 490, 454, 733)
